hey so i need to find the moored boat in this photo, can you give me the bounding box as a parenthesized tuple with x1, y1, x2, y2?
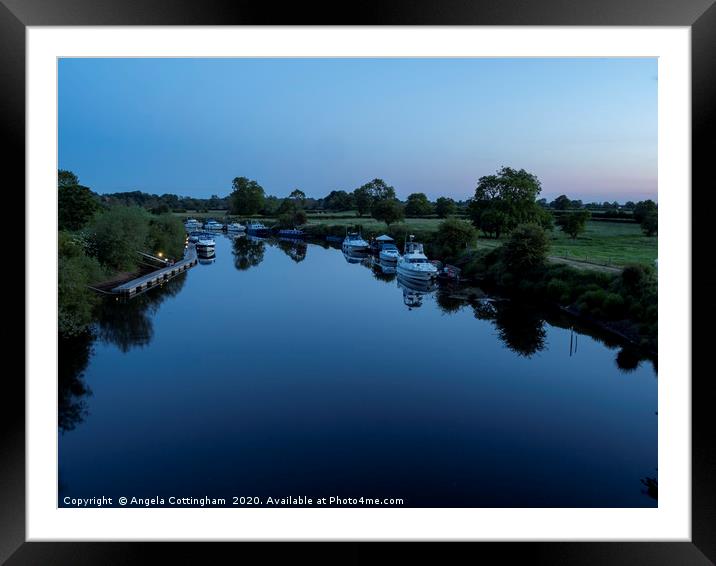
(196, 233, 216, 254)
(278, 228, 305, 238)
(396, 235, 438, 282)
(204, 219, 224, 231)
(342, 231, 369, 253)
(378, 242, 401, 263)
(437, 264, 462, 282)
(184, 217, 201, 230)
(227, 222, 246, 232)
(246, 220, 270, 236)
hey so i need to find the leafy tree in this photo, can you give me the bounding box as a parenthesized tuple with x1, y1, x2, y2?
(147, 213, 185, 259)
(59, 184, 99, 231)
(435, 196, 457, 218)
(58, 169, 79, 188)
(433, 218, 476, 257)
(371, 199, 404, 226)
(501, 223, 550, 273)
(323, 190, 354, 211)
(550, 194, 572, 210)
(58, 231, 105, 336)
(364, 178, 396, 201)
(277, 209, 308, 228)
(468, 166, 545, 238)
(633, 199, 657, 223)
(556, 210, 591, 239)
(353, 186, 372, 216)
(91, 206, 151, 271)
(641, 211, 657, 236)
(354, 178, 396, 216)
(276, 189, 308, 227)
(405, 192, 433, 217)
(261, 195, 282, 215)
(478, 207, 509, 239)
(230, 176, 266, 215)
(289, 188, 306, 204)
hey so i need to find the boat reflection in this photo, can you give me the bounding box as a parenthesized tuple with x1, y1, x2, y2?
(198, 254, 216, 265)
(372, 259, 397, 282)
(396, 275, 437, 309)
(342, 249, 369, 264)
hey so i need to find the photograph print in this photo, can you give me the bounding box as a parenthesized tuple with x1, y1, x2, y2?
(58, 57, 658, 509)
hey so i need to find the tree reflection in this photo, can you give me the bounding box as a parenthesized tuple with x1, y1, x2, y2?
(435, 290, 464, 314)
(494, 304, 546, 357)
(276, 238, 307, 263)
(641, 476, 658, 501)
(232, 236, 265, 270)
(58, 331, 93, 433)
(615, 347, 641, 372)
(470, 300, 546, 357)
(95, 273, 186, 352)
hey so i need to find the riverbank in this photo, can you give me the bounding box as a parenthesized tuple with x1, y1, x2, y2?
(452, 247, 657, 355)
(179, 211, 656, 269)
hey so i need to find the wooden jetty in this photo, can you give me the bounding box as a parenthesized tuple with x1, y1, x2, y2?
(111, 244, 198, 297)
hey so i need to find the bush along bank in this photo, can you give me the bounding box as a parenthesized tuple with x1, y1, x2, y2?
(453, 235, 657, 354)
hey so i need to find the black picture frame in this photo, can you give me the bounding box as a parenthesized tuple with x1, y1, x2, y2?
(4, 1, 714, 563)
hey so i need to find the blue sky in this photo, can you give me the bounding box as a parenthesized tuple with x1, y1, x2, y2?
(58, 58, 657, 202)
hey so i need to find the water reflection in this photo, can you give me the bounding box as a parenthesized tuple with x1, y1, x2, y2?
(372, 259, 397, 283)
(232, 235, 265, 271)
(95, 273, 187, 352)
(493, 303, 547, 358)
(58, 236, 657, 507)
(197, 247, 216, 265)
(641, 476, 658, 500)
(342, 249, 368, 264)
(58, 332, 93, 433)
(615, 348, 642, 372)
(396, 275, 437, 310)
(276, 237, 308, 263)
(435, 289, 466, 314)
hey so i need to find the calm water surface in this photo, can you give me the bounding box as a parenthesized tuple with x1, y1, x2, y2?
(59, 234, 657, 507)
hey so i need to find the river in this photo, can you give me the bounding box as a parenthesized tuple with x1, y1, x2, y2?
(59, 233, 657, 507)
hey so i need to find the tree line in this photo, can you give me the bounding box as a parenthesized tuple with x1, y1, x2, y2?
(58, 170, 186, 336)
(74, 166, 656, 239)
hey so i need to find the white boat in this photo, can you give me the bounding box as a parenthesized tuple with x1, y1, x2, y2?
(184, 218, 201, 230)
(227, 222, 246, 232)
(204, 219, 224, 230)
(246, 221, 270, 236)
(342, 231, 369, 253)
(396, 235, 438, 282)
(196, 233, 216, 253)
(379, 242, 401, 262)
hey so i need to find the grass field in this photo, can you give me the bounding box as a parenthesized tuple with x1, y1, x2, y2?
(477, 221, 656, 268)
(175, 211, 656, 269)
(305, 216, 656, 267)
